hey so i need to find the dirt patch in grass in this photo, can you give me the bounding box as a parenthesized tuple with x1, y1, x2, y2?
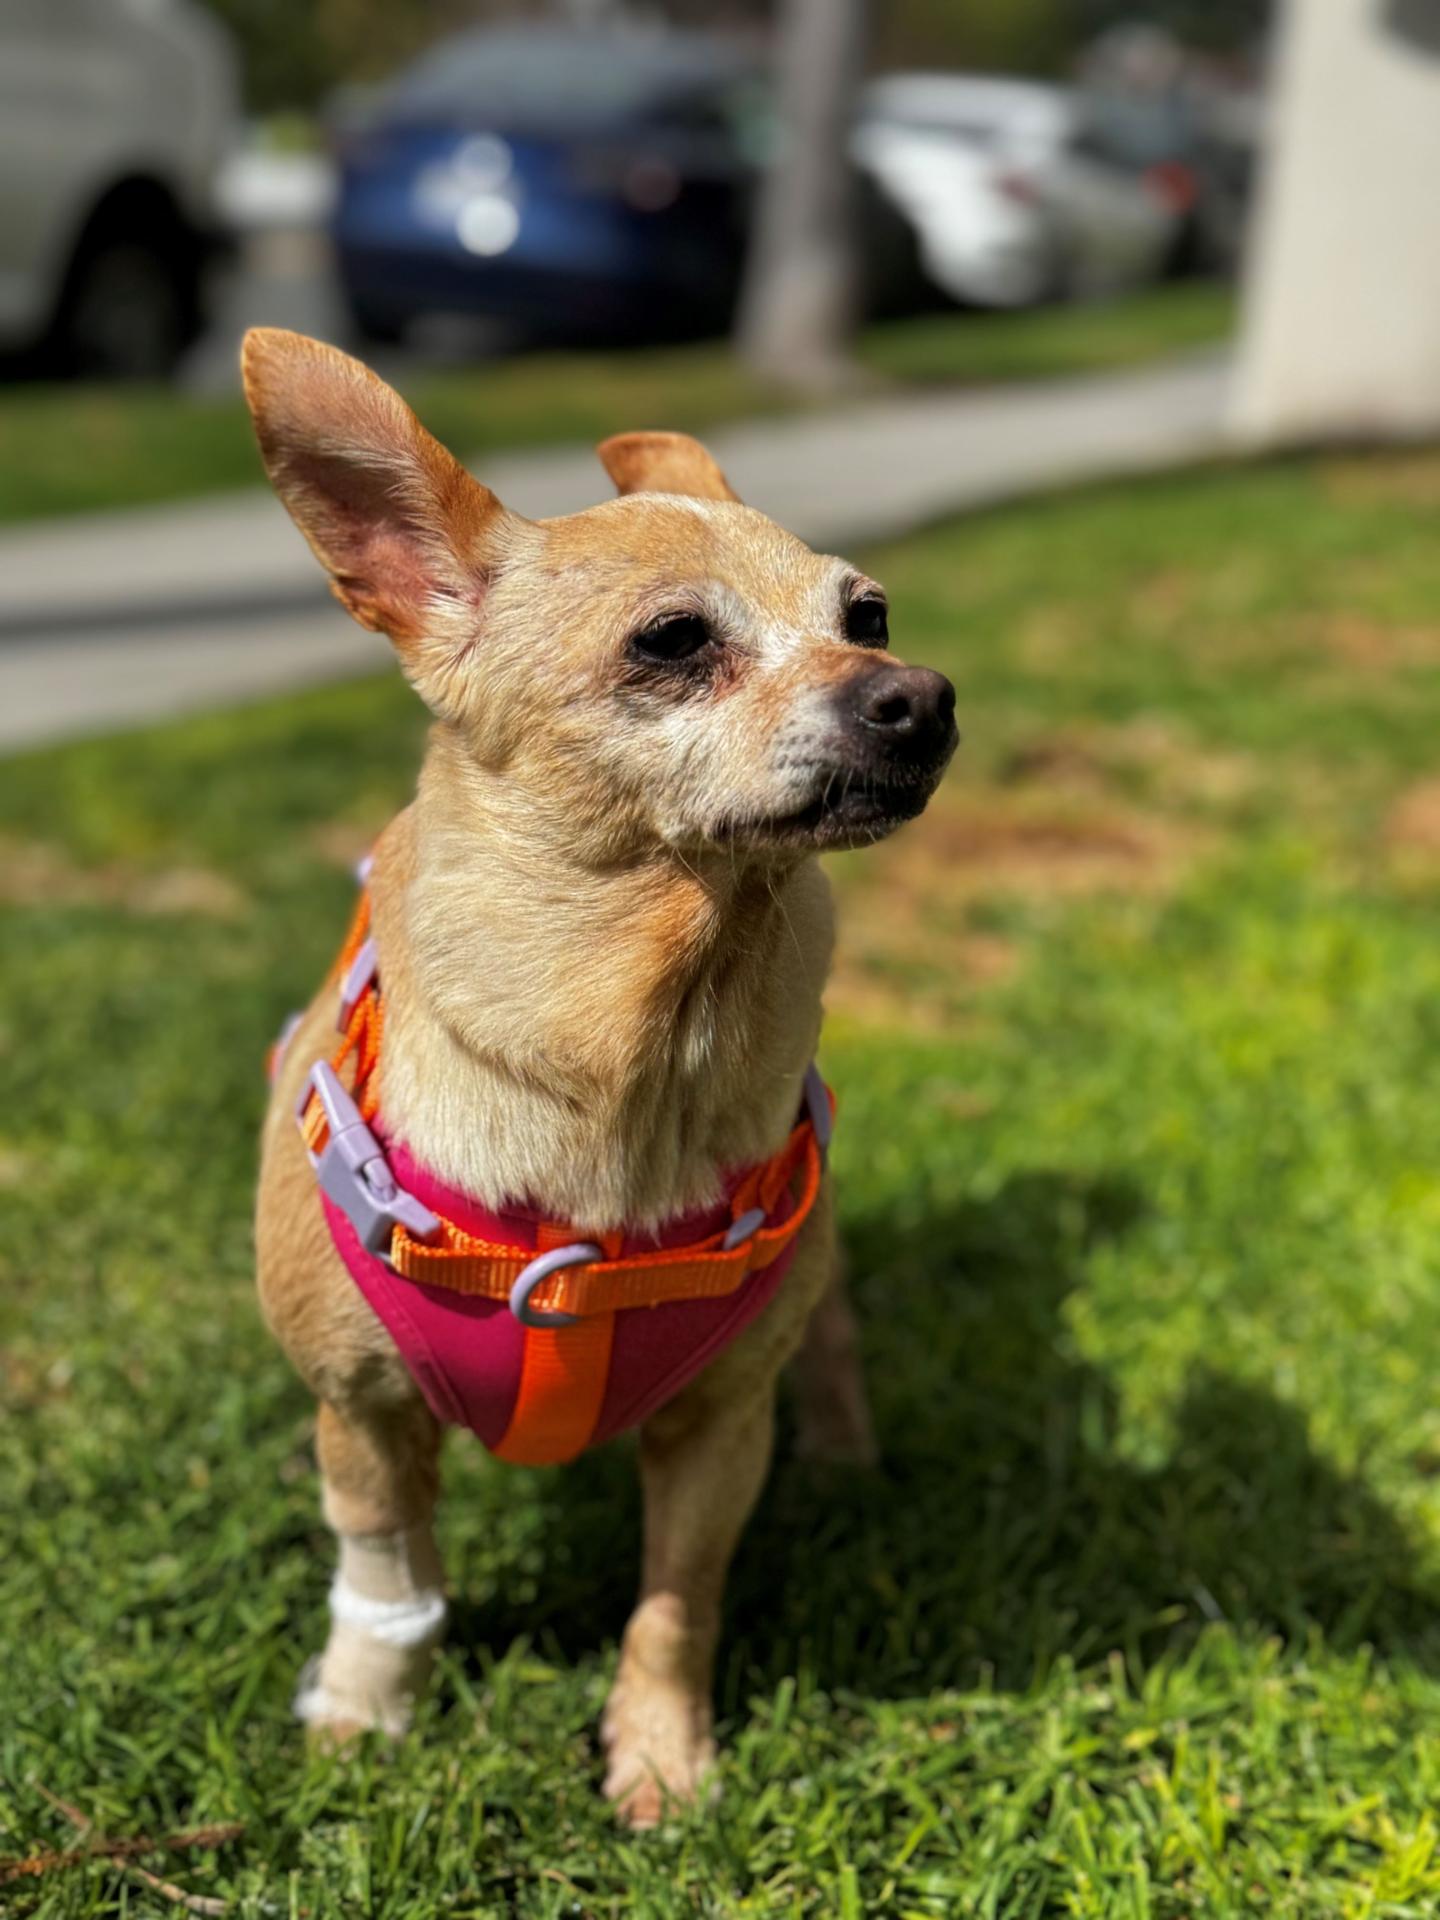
(904, 790, 1206, 900)
(827, 927, 1018, 1030)
(829, 782, 1208, 1027)
(0, 835, 247, 918)
(1000, 735, 1116, 796)
(1323, 450, 1440, 508)
(999, 722, 1257, 810)
(1016, 606, 1091, 670)
(1129, 567, 1200, 630)
(0, 1144, 38, 1190)
(1384, 778, 1440, 862)
(1318, 614, 1440, 672)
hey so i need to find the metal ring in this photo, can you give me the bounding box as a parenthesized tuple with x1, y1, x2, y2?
(722, 1206, 767, 1252)
(509, 1241, 602, 1329)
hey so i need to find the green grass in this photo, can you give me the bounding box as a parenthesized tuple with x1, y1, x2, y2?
(0, 282, 1232, 524)
(11, 440, 1440, 1913)
(861, 281, 1232, 388)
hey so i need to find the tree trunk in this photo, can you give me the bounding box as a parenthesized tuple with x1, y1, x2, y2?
(1232, 0, 1440, 442)
(736, 0, 868, 389)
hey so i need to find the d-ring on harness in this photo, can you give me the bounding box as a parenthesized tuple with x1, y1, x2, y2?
(504, 1062, 832, 1331)
(283, 886, 834, 1466)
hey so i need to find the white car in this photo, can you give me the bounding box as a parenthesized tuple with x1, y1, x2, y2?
(0, 0, 238, 377)
(855, 74, 1183, 310)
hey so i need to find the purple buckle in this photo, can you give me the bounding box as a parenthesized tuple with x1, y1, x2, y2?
(803, 1061, 832, 1166)
(337, 937, 378, 1031)
(723, 1206, 767, 1252)
(299, 1060, 440, 1257)
(509, 1241, 601, 1329)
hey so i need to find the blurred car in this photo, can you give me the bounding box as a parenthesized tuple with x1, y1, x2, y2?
(1070, 83, 1257, 279)
(331, 27, 766, 345)
(853, 74, 1190, 310)
(329, 24, 921, 347)
(1076, 22, 1263, 277)
(0, 0, 237, 379)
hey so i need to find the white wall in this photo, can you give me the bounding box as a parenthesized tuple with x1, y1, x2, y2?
(1232, 0, 1440, 442)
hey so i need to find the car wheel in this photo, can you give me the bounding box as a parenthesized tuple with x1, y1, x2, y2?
(52, 215, 201, 380)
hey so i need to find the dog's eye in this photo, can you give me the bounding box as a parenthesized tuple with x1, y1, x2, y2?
(845, 596, 889, 648)
(632, 614, 712, 663)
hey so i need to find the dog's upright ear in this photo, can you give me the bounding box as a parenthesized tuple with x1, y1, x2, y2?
(241, 328, 527, 707)
(596, 430, 739, 503)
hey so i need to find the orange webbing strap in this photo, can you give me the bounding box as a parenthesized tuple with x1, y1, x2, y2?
(298, 891, 384, 1154)
(332, 887, 372, 981)
(491, 1224, 621, 1467)
(493, 1315, 615, 1466)
(385, 1118, 824, 1317)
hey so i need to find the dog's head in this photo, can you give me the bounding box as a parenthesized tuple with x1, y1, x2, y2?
(242, 328, 957, 857)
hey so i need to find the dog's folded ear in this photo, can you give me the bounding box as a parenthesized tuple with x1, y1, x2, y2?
(241, 328, 527, 705)
(596, 431, 739, 503)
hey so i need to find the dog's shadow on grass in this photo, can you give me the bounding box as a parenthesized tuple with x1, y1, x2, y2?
(454, 1169, 1440, 1702)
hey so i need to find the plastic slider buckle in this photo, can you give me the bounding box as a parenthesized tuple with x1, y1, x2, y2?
(722, 1206, 767, 1252)
(299, 1060, 440, 1258)
(509, 1242, 601, 1329)
(803, 1061, 832, 1168)
(337, 936, 379, 1031)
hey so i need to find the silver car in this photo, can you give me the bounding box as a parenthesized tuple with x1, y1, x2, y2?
(855, 74, 1185, 310)
(0, 0, 238, 377)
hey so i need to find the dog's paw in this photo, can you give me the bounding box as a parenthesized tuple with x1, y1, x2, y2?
(293, 1580, 446, 1746)
(599, 1681, 716, 1828)
(293, 1653, 414, 1743)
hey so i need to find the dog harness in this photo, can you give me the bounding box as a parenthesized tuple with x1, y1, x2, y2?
(282, 886, 833, 1468)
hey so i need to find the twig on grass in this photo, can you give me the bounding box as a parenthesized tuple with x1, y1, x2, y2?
(0, 1782, 241, 1912)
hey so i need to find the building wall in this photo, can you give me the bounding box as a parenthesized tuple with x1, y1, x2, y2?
(1233, 0, 1440, 441)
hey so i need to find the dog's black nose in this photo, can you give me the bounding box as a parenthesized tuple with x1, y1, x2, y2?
(848, 664, 957, 759)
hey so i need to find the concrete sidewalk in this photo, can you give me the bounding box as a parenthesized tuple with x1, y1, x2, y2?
(0, 351, 1231, 752)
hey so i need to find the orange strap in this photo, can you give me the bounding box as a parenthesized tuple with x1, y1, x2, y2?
(492, 1222, 616, 1465)
(385, 1120, 819, 1314)
(296, 890, 829, 1465)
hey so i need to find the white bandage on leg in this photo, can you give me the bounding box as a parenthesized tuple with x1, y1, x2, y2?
(325, 1574, 447, 1647)
(294, 1525, 448, 1736)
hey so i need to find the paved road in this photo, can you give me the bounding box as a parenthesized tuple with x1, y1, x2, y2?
(0, 351, 1232, 753)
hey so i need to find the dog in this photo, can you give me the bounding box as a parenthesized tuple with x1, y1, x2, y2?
(246, 327, 957, 1826)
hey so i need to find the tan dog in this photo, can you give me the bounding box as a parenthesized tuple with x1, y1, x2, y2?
(246, 327, 956, 1825)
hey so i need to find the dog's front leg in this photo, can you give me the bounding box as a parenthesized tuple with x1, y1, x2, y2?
(295, 1397, 447, 1742)
(601, 1384, 776, 1827)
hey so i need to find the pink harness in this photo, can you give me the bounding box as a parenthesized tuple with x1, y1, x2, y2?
(282, 881, 830, 1465)
(322, 1128, 807, 1455)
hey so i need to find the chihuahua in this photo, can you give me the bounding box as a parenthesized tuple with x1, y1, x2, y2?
(247, 328, 956, 1825)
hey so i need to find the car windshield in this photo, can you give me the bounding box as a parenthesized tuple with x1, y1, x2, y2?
(1075, 92, 1198, 168)
(385, 28, 753, 132)
(862, 78, 1069, 149)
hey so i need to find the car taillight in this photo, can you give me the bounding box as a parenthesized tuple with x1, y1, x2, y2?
(992, 169, 1040, 206)
(623, 155, 681, 214)
(1144, 160, 1198, 214)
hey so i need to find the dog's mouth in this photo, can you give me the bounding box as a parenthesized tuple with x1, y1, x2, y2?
(716, 772, 939, 851)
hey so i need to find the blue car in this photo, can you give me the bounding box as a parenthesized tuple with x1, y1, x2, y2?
(332, 27, 769, 346)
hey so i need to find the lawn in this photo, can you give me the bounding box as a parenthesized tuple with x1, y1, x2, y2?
(0, 282, 1232, 524)
(9, 441, 1440, 1914)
